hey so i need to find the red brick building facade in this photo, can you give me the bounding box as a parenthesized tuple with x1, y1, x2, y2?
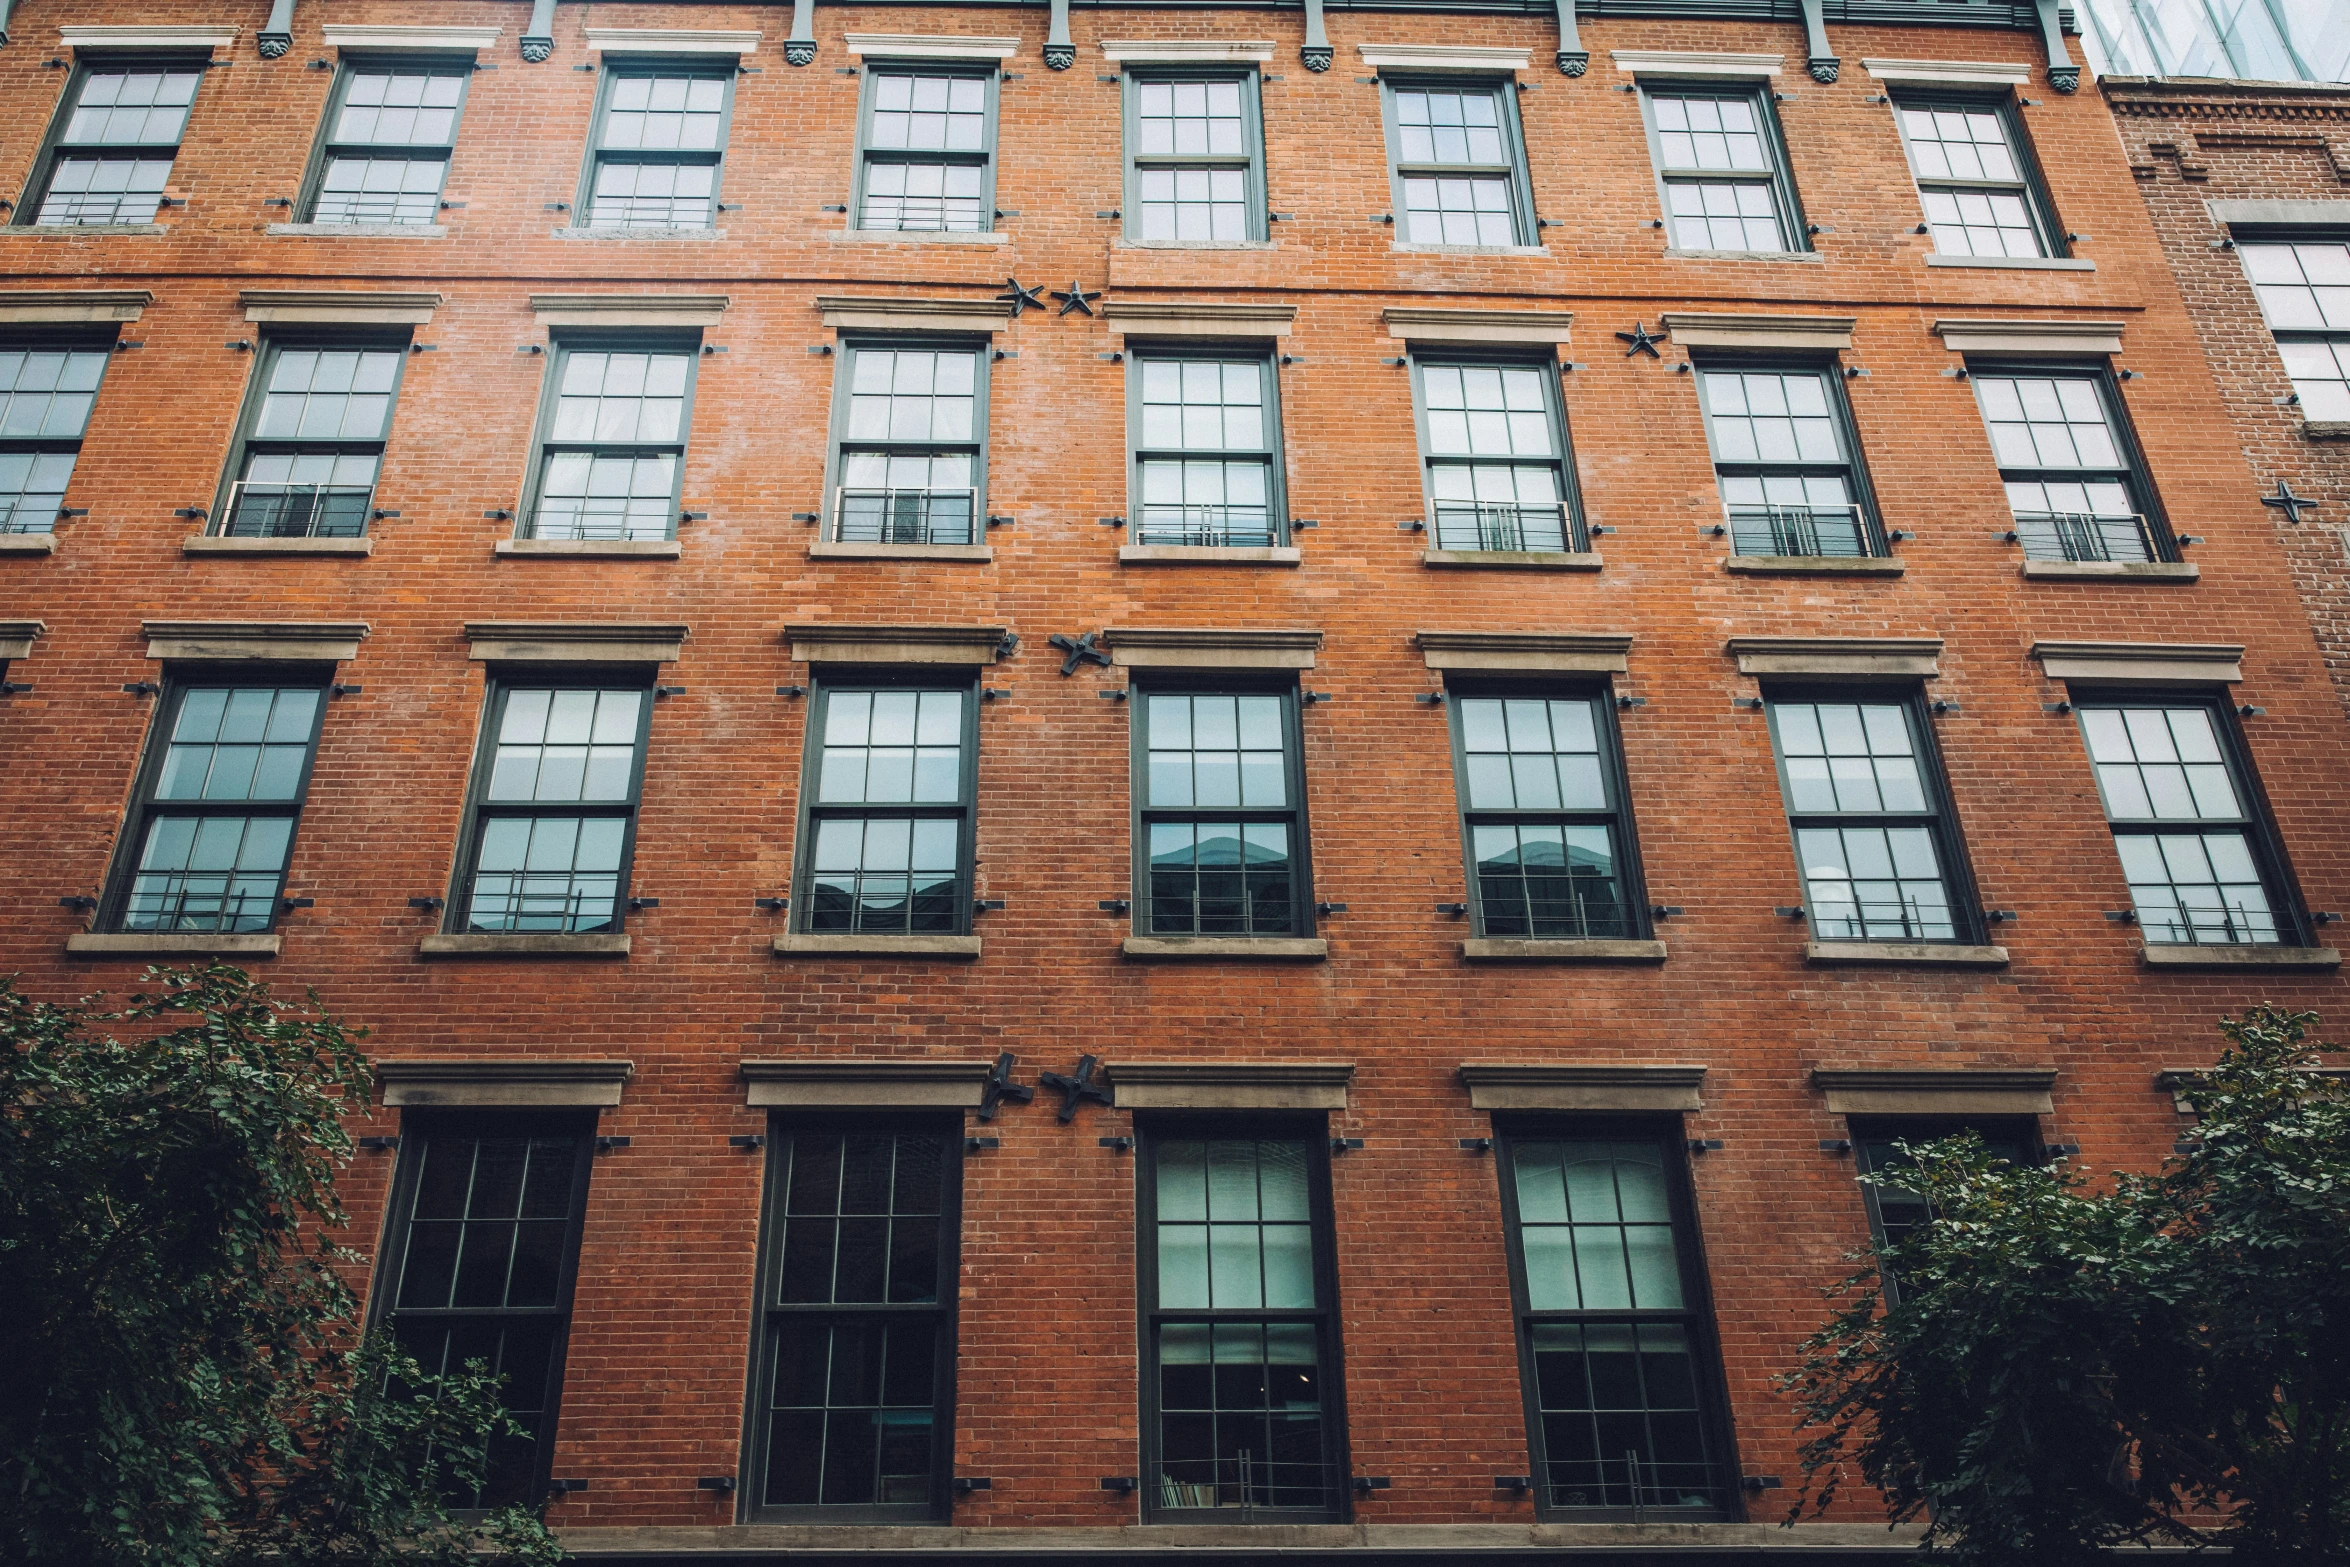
(0, 1, 2341, 1559)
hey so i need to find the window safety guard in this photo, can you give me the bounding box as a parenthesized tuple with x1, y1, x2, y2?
(1433, 499, 1581, 555)
(2006, 509, 2158, 564)
(834, 485, 978, 547)
(220, 479, 374, 539)
(1726, 502, 1871, 558)
(1154, 1454, 1342, 1517)
(1134, 503, 1280, 549)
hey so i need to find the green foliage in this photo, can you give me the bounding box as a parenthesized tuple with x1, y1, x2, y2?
(1783, 1006, 2350, 1564)
(0, 964, 560, 1567)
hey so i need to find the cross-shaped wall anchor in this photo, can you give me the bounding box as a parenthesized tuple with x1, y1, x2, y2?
(979, 1051, 1035, 1122)
(2261, 479, 2321, 525)
(1615, 321, 1665, 359)
(1050, 631, 1112, 675)
(1040, 1054, 1112, 1122)
(995, 277, 1047, 317)
(1053, 279, 1103, 316)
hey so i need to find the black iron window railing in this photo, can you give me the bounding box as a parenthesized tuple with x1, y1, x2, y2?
(1432, 499, 1582, 555)
(833, 487, 977, 547)
(1134, 501, 1278, 549)
(2007, 509, 2158, 564)
(222, 478, 374, 539)
(1725, 501, 1872, 558)
(1502, 1132, 1736, 1520)
(1156, 1452, 1343, 1515)
(108, 682, 327, 936)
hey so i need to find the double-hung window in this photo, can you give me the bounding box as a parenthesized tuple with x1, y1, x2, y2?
(1136, 686, 1311, 938)
(451, 679, 652, 935)
(1498, 1128, 1735, 1518)
(1382, 78, 1534, 247)
(1125, 72, 1265, 244)
(1640, 84, 1802, 254)
(24, 58, 202, 226)
(1140, 1127, 1345, 1521)
(828, 341, 986, 547)
(1764, 693, 1978, 945)
(1891, 94, 2058, 260)
(1971, 368, 2173, 563)
(1412, 358, 1582, 555)
(2075, 698, 2300, 946)
(856, 68, 995, 233)
(748, 1122, 961, 1519)
(105, 678, 327, 934)
(579, 63, 733, 230)
(302, 60, 468, 225)
(1696, 364, 1882, 558)
(797, 678, 977, 936)
(0, 341, 110, 534)
(1131, 351, 1285, 548)
(1450, 689, 1644, 941)
(373, 1115, 595, 1507)
(216, 339, 406, 539)
(2239, 238, 2350, 422)
(522, 340, 697, 542)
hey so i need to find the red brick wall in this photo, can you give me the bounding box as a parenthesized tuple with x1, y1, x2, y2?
(0, 0, 2341, 1543)
(2105, 77, 2350, 719)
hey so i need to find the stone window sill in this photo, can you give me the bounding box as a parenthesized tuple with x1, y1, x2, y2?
(832, 228, 1007, 246)
(774, 933, 981, 959)
(0, 533, 57, 554)
(1726, 554, 1902, 576)
(9, 223, 167, 237)
(1120, 544, 1301, 566)
(1424, 549, 1600, 571)
(67, 931, 280, 958)
(2301, 421, 2350, 441)
(496, 538, 680, 559)
(811, 540, 994, 562)
(1664, 247, 1820, 262)
(554, 226, 725, 241)
(185, 534, 373, 557)
(1807, 940, 2010, 967)
(419, 933, 631, 958)
(1114, 238, 1278, 251)
(1392, 242, 1550, 257)
(1123, 936, 1327, 960)
(2140, 943, 2340, 970)
(268, 221, 446, 238)
(1925, 253, 2094, 271)
(1462, 938, 1667, 963)
(2021, 559, 2197, 582)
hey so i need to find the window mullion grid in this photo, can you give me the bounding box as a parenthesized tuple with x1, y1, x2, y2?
(1135, 443, 1279, 547)
(801, 802, 968, 936)
(1141, 803, 1299, 936)
(120, 796, 299, 933)
(533, 439, 684, 541)
(1433, 452, 1577, 552)
(1789, 804, 1948, 943)
(467, 798, 632, 933)
(0, 439, 72, 533)
(1466, 805, 1618, 940)
(1149, 1303, 1334, 1514)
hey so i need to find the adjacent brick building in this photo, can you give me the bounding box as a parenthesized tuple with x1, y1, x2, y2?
(0, 0, 2342, 1559)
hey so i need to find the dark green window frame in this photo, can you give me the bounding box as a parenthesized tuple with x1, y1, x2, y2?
(99, 666, 332, 935)
(1636, 80, 1806, 255)
(1888, 90, 2063, 261)
(1446, 680, 1650, 942)
(1378, 74, 1537, 249)
(1761, 685, 1985, 946)
(16, 52, 207, 228)
(1129, 676, 1315, 939)
(1494, 1118, 1740, 1521)
(822, 334, 991, 548)
(295, 54, 473, 226)
(367, 1110, 597, 1510)
(445, 669, 657, 935)
(1137, 1117, 1349, 1524)
(516, 332, 701, 542)
(2071, 689, 2311, 948)
(1121, 67, 1268, 245)
(1851, 1116, 2042, 1306)
(742, 1115, 964, 1522)
(851, 62, 999, 234)
(1125, 345, 1289, 548)
(1406, 350, 1586, 554)
(792, 669, 982, 938)
(0, 326, 116, 535)
(1969, 358, 2177, 564)
(209, 329, 411, 540)
(1691, 353, 1887, 560)
(573, 58, 737, 231)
